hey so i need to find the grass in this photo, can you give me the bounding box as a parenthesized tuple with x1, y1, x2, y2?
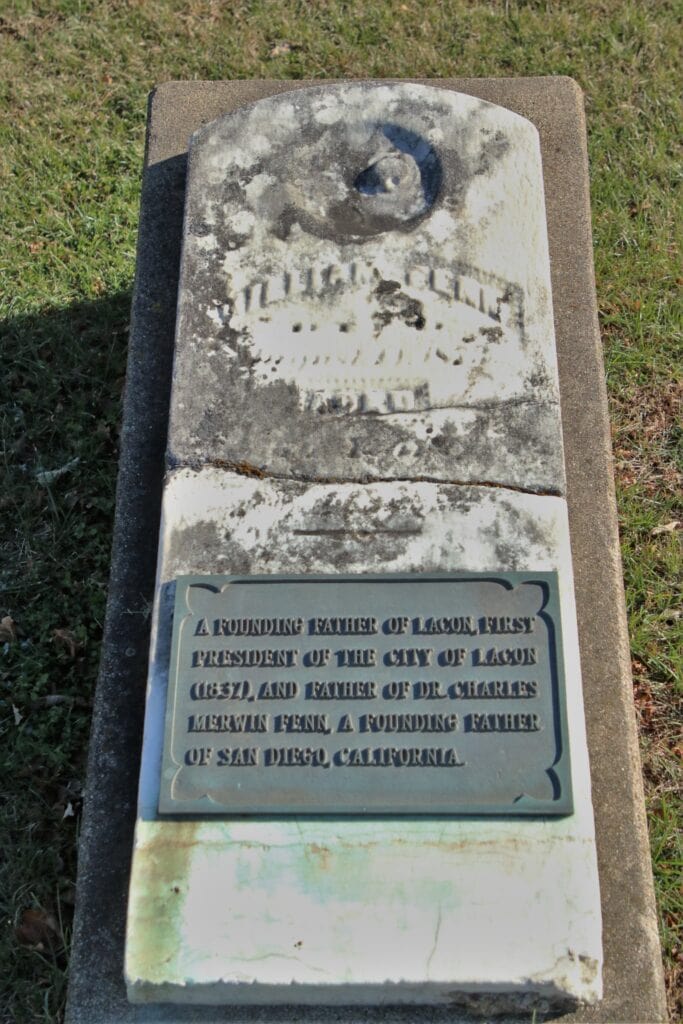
(0, 1, 680, 1021)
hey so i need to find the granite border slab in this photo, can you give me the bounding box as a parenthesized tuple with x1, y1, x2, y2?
(65, 77, 667, 1024)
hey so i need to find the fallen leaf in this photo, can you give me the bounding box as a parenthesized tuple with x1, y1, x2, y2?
(0, 17, 26, 41)
(633, 682, 655, 728)
(44, 694, 69, 706)
(269, 41, 298, 57)
(59, 885, 76, 906)
(35, 457, 80, 485)
(651, 520, 680, 535)
(628, 199, 651, 217)
(0, 615, 17, 642)
(52, 628, 81, 658)
(28, 241, 43, 254)
(15, 908, 61, 949)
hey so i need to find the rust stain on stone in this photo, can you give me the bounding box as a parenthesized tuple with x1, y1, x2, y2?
(212, 458, 267, 478)
(307, 842, 332, 870)
(127, 822, 201, 982)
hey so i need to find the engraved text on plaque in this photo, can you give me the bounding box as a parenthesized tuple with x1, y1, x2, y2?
(159, 573, 571, 815)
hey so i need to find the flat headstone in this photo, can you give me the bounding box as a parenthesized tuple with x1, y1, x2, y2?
(66, 78, 667, 1024)
(126, 83, 602, 1010)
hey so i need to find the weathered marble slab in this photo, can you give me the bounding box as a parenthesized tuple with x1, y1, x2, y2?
(168, 84, 564, 494)
(125, 83, 602, 1009)
(128, 471, 600, 1008)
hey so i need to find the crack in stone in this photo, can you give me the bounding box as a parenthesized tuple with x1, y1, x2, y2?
(228, 952, 331, 975)
(166, 458, 563, 498)
(426, 905, 443, 976)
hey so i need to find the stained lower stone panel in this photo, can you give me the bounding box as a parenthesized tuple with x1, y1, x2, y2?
(126, 468, 601, 1007)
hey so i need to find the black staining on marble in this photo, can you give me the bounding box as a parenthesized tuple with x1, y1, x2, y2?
(372, 279, 426, 334)
(474, 128, 510, 177)
(478, 499, 555, 572)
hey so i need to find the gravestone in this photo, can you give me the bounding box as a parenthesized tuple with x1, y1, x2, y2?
(125, 84, 602, 1009)
(65, 78, 668, 1024)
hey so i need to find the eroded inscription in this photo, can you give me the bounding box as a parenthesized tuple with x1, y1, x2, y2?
(222, 259, 524, 416)
(159, 573, 572, 815)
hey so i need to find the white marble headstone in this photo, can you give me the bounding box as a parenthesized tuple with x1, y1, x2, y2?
(125, 84, 602, 1010)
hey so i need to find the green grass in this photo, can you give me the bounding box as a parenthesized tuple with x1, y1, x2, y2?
(1, 2, 680, 1021)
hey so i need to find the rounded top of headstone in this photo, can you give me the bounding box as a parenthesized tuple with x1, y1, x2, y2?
(172, 82, 561, 492)
(190, 82, 536, 243)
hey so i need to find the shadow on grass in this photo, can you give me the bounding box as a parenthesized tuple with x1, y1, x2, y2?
(0, 149, 191, 1023)
(0, 291, 148, 1024)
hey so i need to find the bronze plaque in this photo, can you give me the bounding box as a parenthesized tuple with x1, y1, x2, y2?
(158, 573, 572, 815)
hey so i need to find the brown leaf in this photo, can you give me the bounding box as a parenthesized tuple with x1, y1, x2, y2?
(0, 17, 26, 41)
(15, 908, 61, 949)
(52, 628, 81, 657)
(269, 41, 299, 57)
(628, 199, 651, 217)
(0, 615, 17, 642)
(651, 520, 680, 535)
(59, 885, 76, 906)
